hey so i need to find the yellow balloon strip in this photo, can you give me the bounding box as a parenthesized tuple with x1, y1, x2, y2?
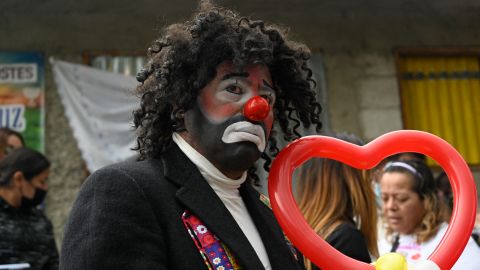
(372, 253, 440, 270)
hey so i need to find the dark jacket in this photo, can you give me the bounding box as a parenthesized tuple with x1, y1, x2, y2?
(312, 222, 371, 270)
(0, 199, 58, 270)
(60, 144, 303, 270)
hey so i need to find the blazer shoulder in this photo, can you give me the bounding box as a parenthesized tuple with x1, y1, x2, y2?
(89, 159, 165, 183)
(77, 159, 167, 203)
(105, 158, 164, 176)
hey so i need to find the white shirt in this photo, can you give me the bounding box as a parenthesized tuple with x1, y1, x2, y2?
(172, 133, 272, 270)
(378, 223, 480, 270)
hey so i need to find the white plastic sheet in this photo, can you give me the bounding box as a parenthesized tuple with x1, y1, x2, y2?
(50, 58, 139, 172)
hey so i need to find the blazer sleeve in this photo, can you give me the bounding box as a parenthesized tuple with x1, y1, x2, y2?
(59, 166, 167, 270)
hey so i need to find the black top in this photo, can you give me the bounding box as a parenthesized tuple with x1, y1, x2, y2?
(0, 198, 59, 270)
(312, 222, 371, 270)
(60, 143, 304, 270)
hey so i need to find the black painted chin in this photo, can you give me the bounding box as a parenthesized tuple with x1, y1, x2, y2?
(183, 105, 264, 176)
(217, 141, 262, 172)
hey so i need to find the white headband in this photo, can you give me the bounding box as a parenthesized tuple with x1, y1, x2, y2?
(383, 161, 418, 175)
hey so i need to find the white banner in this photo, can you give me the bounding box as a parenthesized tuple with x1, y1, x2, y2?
(51, 58, 138, 172)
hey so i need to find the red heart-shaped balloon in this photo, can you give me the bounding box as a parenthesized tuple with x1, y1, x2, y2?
(268, 130, 477, 270)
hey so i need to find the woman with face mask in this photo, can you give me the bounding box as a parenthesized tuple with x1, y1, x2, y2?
(0, 127, 25, 161)
(378, 159, 480, 269)
(0, 147, 58, 270)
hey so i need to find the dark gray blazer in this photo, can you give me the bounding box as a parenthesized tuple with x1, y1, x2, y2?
(59, 144, 304, 270)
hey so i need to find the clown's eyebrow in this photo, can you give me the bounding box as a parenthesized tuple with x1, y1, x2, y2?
(221, 73, 275, 93)
(262, 80, 275, 91)
(222, 72, 249, 81)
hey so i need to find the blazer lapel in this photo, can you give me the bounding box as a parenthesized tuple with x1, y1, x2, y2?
(240, 183, 302, 270)
(162, 144, 265, 269)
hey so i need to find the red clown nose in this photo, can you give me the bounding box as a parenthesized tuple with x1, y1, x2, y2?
(243, 96, 271, 121)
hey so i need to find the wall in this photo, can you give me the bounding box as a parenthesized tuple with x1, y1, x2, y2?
(43, 55, 87, 248)
(324, 52, 402, 140)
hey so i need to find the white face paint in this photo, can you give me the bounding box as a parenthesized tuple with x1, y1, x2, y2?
(221, 121, 266, 152)
(197, 61, 275, 129)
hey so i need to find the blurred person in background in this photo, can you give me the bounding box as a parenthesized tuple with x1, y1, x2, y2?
(435, 170, 480, 246)
(394, 152, 426, 163)
(475, 212, 480, 246)
(378, 159, 480, 269)
(296, 132, 378, 269)
(434, 171, 453, 218)
(0, 127, 25, 161)
(0, 147, 58, 269)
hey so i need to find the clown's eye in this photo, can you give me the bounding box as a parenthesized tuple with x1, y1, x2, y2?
(225, 84, 244, 95)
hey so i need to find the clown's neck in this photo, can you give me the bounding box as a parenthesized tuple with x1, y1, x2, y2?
(172, 132, 247, 194)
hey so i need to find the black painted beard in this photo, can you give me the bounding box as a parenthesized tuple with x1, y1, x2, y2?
(184, 106, 267, 174)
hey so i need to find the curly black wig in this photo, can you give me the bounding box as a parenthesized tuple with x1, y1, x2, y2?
(133, 0, 322, 183)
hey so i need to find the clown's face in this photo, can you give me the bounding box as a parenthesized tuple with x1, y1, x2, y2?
(181, 61, 276, 179)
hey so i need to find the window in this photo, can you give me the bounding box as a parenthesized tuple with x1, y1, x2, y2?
(396, 49, 480, 165)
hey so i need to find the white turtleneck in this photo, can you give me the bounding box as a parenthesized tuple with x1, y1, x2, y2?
(172, 132, 271, 270)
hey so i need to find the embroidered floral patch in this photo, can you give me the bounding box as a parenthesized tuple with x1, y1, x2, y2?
(259, 193, 271, 208)
(182, 210, 242, 270)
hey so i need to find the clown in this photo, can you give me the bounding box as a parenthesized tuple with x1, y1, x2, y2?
(60, 1, 321, 269)
(182, 61, 276, 178)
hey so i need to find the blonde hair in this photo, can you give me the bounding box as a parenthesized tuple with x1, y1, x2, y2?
(296, 134, 378, 269)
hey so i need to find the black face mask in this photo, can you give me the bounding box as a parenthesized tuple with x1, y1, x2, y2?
(21, 188, 47, 209)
